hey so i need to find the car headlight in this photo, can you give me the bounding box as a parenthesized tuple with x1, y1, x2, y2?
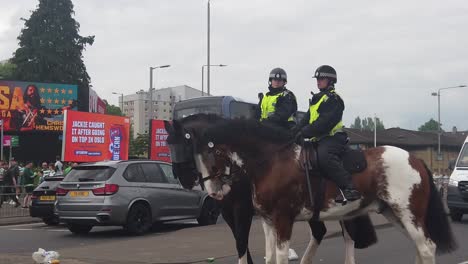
(448, 179, 459, 187)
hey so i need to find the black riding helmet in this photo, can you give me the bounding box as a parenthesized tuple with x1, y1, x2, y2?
(313, 65, 337, 84)
(269, 68, 287, 82)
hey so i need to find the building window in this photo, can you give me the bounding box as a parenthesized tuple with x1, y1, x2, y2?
(157, 95, 161, 100)
(164, 109, 167, 112)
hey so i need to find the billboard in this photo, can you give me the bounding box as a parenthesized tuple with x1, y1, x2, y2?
(0, 80, 77, 132)
(62, 110, 130, 162)
(149, 119, 171, 162)
(89, 87, 106, 114)
(97, 98, 106, 114)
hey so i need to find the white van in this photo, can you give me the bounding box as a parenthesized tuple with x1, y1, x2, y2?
(447, 136, 468, 221)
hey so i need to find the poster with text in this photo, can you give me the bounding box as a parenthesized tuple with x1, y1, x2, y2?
(0, 80, 77, 132)
(149, 119, 171, 162)
(62, 110, 130, 162)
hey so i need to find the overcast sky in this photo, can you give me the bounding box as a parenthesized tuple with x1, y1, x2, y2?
(1, 0, 467, 130)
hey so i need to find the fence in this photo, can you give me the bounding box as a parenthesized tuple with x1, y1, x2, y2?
(0, 184, 35, 218)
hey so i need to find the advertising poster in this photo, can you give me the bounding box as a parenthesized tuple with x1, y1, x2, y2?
(0, 80, 78, 132)
(149, 119, 171, 162)
(62, 110, 130, 162)
(89, 87, 106, 114)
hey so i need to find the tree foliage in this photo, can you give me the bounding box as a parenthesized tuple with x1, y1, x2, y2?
(418, 118, 442, 132)
(0, 61, 17, 79)
(10, 0, 94, 89)
(350, 116, 385, 131)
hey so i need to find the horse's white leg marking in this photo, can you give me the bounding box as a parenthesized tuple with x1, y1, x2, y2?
(381, 146, 435, 264)
(276, 240, 290, 264)
(300, 227, 319, 264)
(239, 253, 248, 264)
(263, 219, 276, 264)
(340, 221, 356, 264)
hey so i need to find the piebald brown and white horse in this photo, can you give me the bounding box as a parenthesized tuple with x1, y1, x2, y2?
(165, 114, 377, 264)
(190, 118, 457, 264)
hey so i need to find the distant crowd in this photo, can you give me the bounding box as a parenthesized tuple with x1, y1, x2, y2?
(0, 156, 78, 209)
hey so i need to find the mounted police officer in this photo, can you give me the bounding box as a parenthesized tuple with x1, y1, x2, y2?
(294, 65, 361, 202)
(257, 68, 298, 130)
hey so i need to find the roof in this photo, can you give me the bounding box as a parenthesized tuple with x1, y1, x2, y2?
(345, 127, 466, 148)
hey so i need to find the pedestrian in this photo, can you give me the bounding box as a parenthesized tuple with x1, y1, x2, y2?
(22, 162, 35, 208)
(54, 156, 63, 174)
(0, 161, 6, 208)
(63, 162, 77, 175)
(2, 159, 21, 207)
(48, 163, 56, 177)
(40, 162, 49, 183)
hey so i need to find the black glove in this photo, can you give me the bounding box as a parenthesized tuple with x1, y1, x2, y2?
(294, 131, 304, 145)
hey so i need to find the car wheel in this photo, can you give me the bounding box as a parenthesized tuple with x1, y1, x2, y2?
(450, 209, 463, 222)
(42, 215, 60, 226)
(197, 198, 220, 226)
(67, 223, 93, 234)
(125, 203, 152, 235)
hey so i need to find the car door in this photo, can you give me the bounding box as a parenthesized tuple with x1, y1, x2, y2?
(122, 164, 149, 208)
(158, 163, 201, 218)
(139, 162, 176, 220)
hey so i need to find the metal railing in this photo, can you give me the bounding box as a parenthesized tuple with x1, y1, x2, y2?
(0, 184, 36, 218)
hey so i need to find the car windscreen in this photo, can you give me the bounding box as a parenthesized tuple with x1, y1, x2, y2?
(63, 166, 116, 182)
(456, 143, 468, 167)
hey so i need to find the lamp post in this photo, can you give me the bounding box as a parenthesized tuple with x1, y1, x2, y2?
(431, 85, 467, 161)
(112, 92, 124, 113)
(207, 0, 211, 97)
(201, 64, 227, 96)
(149, 65, 171, 120)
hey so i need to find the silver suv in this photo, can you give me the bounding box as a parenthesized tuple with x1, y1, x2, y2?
(56, 160, 219, 235)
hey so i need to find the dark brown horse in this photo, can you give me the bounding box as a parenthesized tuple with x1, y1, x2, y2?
(165, 114, 378, 264)
(191, 118, 457, 264)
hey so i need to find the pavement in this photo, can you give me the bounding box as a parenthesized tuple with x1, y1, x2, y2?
(0, 214, 390, 264)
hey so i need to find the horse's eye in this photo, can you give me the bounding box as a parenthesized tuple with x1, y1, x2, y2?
(185, 133, 191, 139)
(208, 142, 214, 148)
(215, 150, 221, 155)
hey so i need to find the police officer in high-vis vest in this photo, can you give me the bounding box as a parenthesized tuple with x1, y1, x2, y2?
(258, 68, 297, 130)
(295, 65, 361, 201)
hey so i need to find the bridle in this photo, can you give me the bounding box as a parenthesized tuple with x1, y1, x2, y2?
(198, 143, 246, 187)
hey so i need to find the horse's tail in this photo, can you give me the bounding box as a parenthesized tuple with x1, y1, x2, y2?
(423, 162, 458, 254)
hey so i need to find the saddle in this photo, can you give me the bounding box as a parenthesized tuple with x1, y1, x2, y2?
(301, 143, 367, 220)
(303, 144, 367, 175)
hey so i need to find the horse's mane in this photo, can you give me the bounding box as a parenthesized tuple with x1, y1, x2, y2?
(203, 118, 294, 145)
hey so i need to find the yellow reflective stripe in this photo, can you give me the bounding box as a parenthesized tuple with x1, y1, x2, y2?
(308, 91, 343, 140)
(260, 94, 281, 120)
(260, 92, 295, 121)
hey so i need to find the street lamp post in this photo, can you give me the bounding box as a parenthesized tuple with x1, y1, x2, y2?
(112, 92, 124, 113)
(207, 0, 211, 98)
(431, 85, 467, 162)
(149, 65, 171, 120)
(201, 64, 227, 96)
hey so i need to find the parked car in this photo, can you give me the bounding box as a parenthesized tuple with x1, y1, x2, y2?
(447, 135, 468, 221)
(55, 160, 219, 235)
(29, 173, 65, 225)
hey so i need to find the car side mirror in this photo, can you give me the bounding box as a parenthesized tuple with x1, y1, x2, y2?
(448, 159, 456, 171)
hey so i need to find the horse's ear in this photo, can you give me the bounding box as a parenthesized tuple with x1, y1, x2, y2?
(164, 120, 174, 134)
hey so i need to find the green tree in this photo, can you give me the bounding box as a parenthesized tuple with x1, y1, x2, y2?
(104, 100, 122, 116)
(350, 116, 362, 129)
(418, 118, 442, 132)
(11, 0, 94, 89)
(130, 133, 149, 157)
(0, 61, 17, 79)
(350, 116, 385, 131)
